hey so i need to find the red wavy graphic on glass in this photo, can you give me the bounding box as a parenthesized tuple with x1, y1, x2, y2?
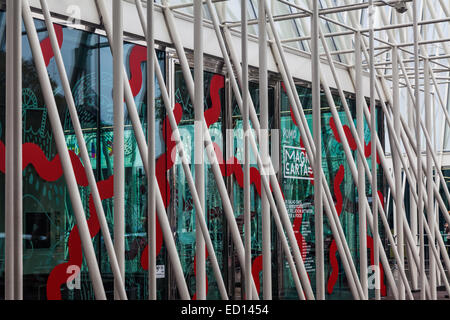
(327, 164, 345, 294)
(32, 100, 181, 299)
(328, 117, 387, 296)
(128, 45, 146, 97)
(40, 24, 64, 67)
(329, 117, 381, 164)
(140, 102, 183, 271)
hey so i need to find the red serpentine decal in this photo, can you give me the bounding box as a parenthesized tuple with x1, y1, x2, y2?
(47, 102, 182, 299)
(251, 255, 263, 295)
(204, 75, 224, 128)
(327, 165, 345, 294)
(140, 103, 183, 270)
(329, 117, 380, 164)
(128, 45, 146, 97)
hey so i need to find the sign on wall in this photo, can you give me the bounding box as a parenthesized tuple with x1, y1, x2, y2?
(283, 146, 313, 180)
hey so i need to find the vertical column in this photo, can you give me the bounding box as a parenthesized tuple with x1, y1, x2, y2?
(5, 0, 15, 300)
(13, 0, 22, 300)
(368, 0, 380, 300)
(147, 0, 157, 300)
(392, 45, 405, 300)
(258, 0, 271, 300)
(113, 0, 125, 300)
(355, 31, 368, 299)
(424, 58, 437, 299)
(194, 0, 206, 301)
(242, 0, 252, 301)
(312, 0, 324, 300)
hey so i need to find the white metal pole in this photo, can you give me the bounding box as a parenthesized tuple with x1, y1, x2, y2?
(258, 0, 271, 300)
(113, 0, 125, 301)
(242, 0, 252, 301)
(194, 0, 206, 300)
(145, 0, 157, 301)
(312, 0, 324, 300)
(39, 0, 127, 300)
(392, 45, 405, 300)
(413, 0, 426, 300)
(12, 0, 22, 300)
(95, 0, 191, 299)
(5, 0, 15, 300)
(22, 0, 106, 299)
(368, 0, 380, 300)
(355, 31, 368, 300)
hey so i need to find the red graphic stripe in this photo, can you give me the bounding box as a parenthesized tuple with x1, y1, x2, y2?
(128, 45, 146, 97)
(140, 103, 183, 270)
(329, 117, 380, 164)
(192, 249, 209, 300)
(327, 165, 345, 294)
(40, 24, 64, 67)
(251, 255, 263, 295)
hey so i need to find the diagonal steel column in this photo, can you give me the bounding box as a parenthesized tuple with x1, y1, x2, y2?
(39, 0, 127, 300)
(392, 45, 405, 300)
(21, 0, 106, 300)
(424, 58, 437, 300)
(413, 0, 425, 300)
(311, 0, 324, 300)
(12, 0, 22, 300)
(258, 0, 271, 300)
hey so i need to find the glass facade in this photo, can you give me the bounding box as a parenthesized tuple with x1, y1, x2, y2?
(0, 11, 386, 300)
